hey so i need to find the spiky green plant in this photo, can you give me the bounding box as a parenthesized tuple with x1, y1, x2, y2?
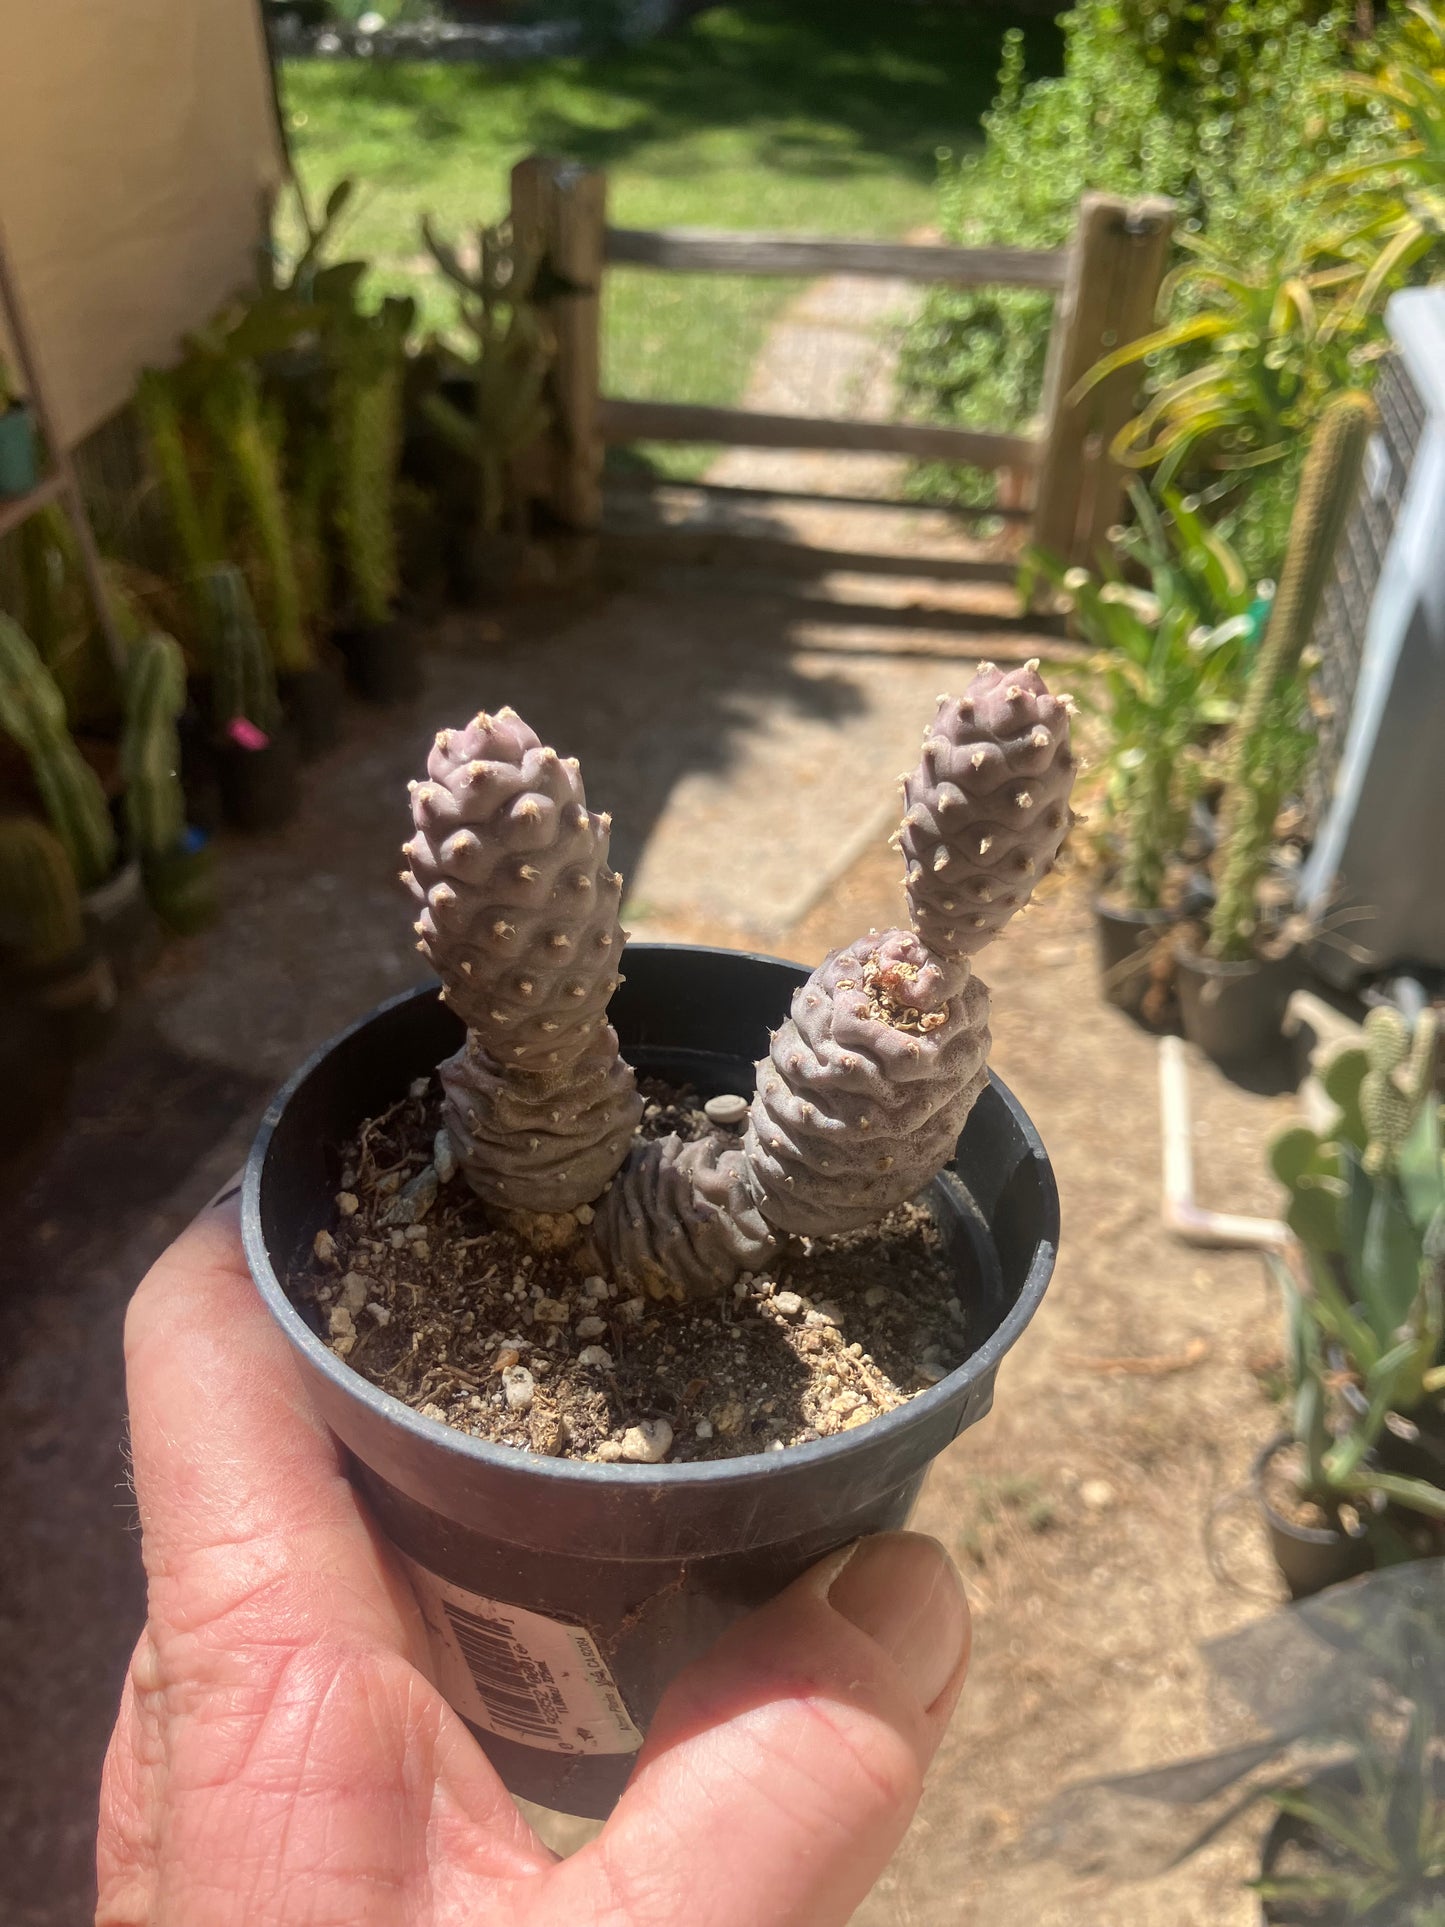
(120, 632, 187, 861)
(0, 616, 116, 892)
(330, 296, 415, 624)
(0, 815, 85, 970)
(203, 366, 312, 675)
(420, 219, 554, 538)
(198, 564, 281, 738)
(135, 369, 220, 583)
(1207, 390, 1375, 961)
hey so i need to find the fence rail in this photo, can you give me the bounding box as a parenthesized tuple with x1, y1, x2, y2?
(510, 155, 1176, 567)
(603, 226, 1071, 291)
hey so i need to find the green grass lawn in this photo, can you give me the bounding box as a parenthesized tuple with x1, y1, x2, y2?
(281, 0, 1060, 476)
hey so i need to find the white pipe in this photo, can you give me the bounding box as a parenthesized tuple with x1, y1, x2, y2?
(1158, 1035, 1291, 1250)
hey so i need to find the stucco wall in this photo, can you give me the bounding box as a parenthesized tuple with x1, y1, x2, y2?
(0, 0, 286, 446)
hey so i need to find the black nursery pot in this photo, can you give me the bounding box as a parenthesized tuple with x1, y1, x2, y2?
(280, 662, 346, 762)
(1253, 1433, 1373, 1602)
(335, 619, 422, 705)
(216, 727, 301, 834)
(1093, 895, 1174, 1021)
(1176, 943, 1297, 1068)
(83, 858, 159, 985)
(243, 945, 1060, 1819)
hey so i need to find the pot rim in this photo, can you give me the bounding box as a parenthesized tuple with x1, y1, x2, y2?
(1252, 1430, 1368, 1547)
(243, 943, 1060, 1493)
(1091, 890, 1175, 927)
(82, 855, 144, 915)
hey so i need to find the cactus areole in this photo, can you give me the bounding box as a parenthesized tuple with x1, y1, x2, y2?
(403, 665, 1076, 1302)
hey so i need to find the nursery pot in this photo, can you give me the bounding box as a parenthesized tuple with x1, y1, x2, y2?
(143, 835, 219, 936)
(281, 663, 346, 762)
(0, 403, 38, 497)
(83, 858, 158, 984)
(335, 619, 422, 705)
(244, 945, 1060, 1819)
(1176, 942, 1297, 1068)
(1093, 895, 1173, 1022)
(1253, 1433, 1373, 1602)
(216, 726, 301, 835)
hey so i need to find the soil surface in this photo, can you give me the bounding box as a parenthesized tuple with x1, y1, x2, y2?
(298, 1082, 968, 1462)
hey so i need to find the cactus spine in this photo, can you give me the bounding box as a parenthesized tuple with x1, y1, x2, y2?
(0, 816, 85, 969)
(198, 564, 281, 737)
(331, 299, 412, 625)
(0, 616, 117, 892)
(1208, 392, 1375, 961)
(120, 632, 187, 859)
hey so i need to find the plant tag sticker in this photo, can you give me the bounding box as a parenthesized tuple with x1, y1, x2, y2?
(402, 1557, 643, 1757)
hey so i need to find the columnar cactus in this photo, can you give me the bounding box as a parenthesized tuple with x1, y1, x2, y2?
(411, 664, 1076, 1298)
(199, 565, 281, 737)
(136, 370, 215, 583)
(331, 299, 413, 626)
(120, 632, 187, 860)
(1208, 392, 1374, 962)
(0, 615, 117, 892)
(403, 706, 642, 1214)
(205, 369, 313, 676)
(0, 815, 85, 969)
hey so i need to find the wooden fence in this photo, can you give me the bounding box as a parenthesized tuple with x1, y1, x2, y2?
(510, 154, 1175, 566)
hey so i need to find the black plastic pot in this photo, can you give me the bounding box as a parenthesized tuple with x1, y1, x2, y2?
(1176, 942, 1297, 1068)
(243, 945, 1060, 1818)
(10, 941, 119, 1056)
(83, 858, 158, 984)
(1253, 1433, 1373, 1601)
(335, 619, 422, 705)
(216, 727, 301, 834)
(281, 663, 346, 762)
(1093, 895, 1173, 1022)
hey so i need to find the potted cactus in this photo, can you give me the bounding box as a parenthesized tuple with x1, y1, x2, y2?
(193, 563, 299, 834)
(244, 661, 1074, 1815)
(1261, 1005, 1445, 1596)
(0, 814, 117, 1049)
(1177, 392, 1374, 1066)
(1024, 486, 1255, 1023)
(0, 614, 158, 981)
(0, 354, 39, 500)
(119, 630, 218, 933)
(417, 216, 554, 594)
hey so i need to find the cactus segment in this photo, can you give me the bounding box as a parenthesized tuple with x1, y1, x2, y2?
(901, 661, 1075, 960)
(404, 707, 642, 1213)
(0, 815, 85, 968)
(0, 615, 116, 892)
(198, 564, 282, 738)
(744, 931, 990, 1236)
(120, 632, 188, 860)
(591, 1131, 779, 1302)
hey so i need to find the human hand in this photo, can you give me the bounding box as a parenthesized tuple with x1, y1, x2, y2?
(98, 1194, 969, 1926)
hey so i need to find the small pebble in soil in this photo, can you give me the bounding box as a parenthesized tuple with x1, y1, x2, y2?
(695, 1418, 714, 1440)
(577, 1345, 612, 1369)
(339, 1272, 368, 1313)
(434, 1129, 457, 1185)
(774, 1291, 804, 1317)
(575, 1315, 607, 1339)
(620, 1419, 673, 1463)
(328, 1306, 356, 1356)
(502, 1366, 535, 1413)
(595, 1440, 624, 1462)
(917, 1360, 947, 1385)
(583, 1275, 609, 1299)
(704, 1093, 749, 1126)
(336, 1192, 360, 1218)
(367, 1302, 391, 1326)
(313, 1229, 338, 1267)
(574, 1203, 595, 1226)
(409, 1077, 429, 1099)
(380, 1165, 438, 1227)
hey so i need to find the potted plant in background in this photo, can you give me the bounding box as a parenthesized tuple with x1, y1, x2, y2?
(119, 629, 218, 934)
(196, 564, 298, 834)
(0, 615, 156, 982)
(0, 813, 117, 1047)
(1261, 1004, 1445, 1598)
(1176, 391, 1375, 1066)
(0, 353, 38, 500)
(243, 663, 1075, 1816)
(1025, 486, 1255, 1022)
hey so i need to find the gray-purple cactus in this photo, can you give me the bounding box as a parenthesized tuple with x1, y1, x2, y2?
(406, 663, 1074, 1294)
(900, 661, 1076, 961)
(402, 706, 641, 1213)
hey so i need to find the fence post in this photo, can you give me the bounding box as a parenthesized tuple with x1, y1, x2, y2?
(510, 154, 607, 532)
(1031, 192, 1175, 571)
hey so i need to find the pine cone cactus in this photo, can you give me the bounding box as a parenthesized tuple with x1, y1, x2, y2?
(744, 931, 990, 1236)
(900, 660, 1076, 962)
(591, 1131, 778, 1302)
(403, 707, 642, 1213)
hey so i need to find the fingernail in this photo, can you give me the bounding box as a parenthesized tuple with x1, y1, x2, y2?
(827, 1532, 969, 1711)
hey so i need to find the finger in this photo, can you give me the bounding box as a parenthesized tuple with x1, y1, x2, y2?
(550, 1532, 969, 1927)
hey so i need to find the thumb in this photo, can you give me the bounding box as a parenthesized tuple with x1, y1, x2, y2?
(551, 1532, 969, 1927)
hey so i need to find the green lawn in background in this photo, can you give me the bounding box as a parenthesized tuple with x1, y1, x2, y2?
(280, 1, 1060, 477)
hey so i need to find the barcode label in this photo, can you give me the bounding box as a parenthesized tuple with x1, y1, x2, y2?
(402, 1556, 643, 1757)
